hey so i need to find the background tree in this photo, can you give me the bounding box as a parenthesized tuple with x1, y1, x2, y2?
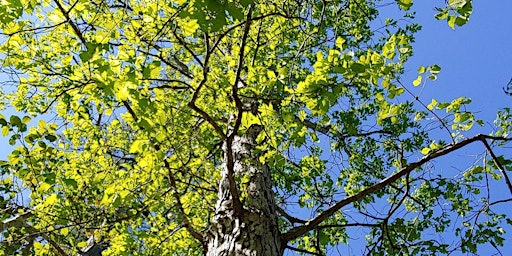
(0, 0, 510, 255)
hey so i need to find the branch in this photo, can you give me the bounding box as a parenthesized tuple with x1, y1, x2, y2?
(53, 0, 86, 47)
(0, 211, 33, 232)
(223, 4, 255, 216)
(1, 211, 69, 256)
(122, 100, 138, 122)
(170, 28, 204, 67)
(481, 139, 512, 195)
(229, 4, 254, 139)
(142, 78, 192, 90)
(276, 206, 306, 224)
(26, 225, 69, 256)
(286, 245, 323, 256)
(1, 21, 67, 36)
(298, 115, 393, 139)
(282, 134, 512, 242)
(137, 49, 193, 79)
(210, 11, 303, 54)
(164, 159, 206, 251)
(187, 34, 226, 139)
(318, 223, 378, 229)
(399, 79, 455, 143)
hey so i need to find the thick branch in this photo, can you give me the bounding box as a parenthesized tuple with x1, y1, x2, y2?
(282, 134, 512, 242)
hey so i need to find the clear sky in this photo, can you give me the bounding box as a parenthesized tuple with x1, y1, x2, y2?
(400, 1, 512, 120)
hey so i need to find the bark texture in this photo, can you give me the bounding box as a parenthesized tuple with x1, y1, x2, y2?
(206, 125, 283, 256)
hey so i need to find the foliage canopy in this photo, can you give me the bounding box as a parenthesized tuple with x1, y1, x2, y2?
(0, 0, 511, 255)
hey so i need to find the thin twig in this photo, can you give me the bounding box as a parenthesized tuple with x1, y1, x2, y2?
(481, 139, 512, 195)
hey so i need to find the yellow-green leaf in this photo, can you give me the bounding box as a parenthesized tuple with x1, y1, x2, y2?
(396, 0, 413, 10)
(181, 19, 199, 37)
(413, 75, 422, 86)
(427, 99, 438, 110)
(77, 241, 88, 248)
(1, 126, 9, 136)
(61, 227, 69, 236)
(336, 37, 346, 50)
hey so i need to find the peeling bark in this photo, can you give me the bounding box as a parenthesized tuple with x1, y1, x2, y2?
(206, 125, 283, 256)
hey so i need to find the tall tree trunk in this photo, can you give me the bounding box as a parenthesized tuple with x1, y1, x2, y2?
(206, 125, 283, 256)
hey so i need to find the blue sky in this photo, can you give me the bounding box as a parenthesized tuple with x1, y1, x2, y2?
(401, 1, 512, 119)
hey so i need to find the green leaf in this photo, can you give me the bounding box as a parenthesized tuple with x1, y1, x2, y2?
(62, 178, 78, 189)
(79, 43, 97, 62)
(449, 0, 467, 8)
(77, 241, 88, 248)
(22, 116, 31, 124)
(43, 173, 56, 184)
(0, 117, 6, 126)
(351, 63, 366, 73)
(413, 75, 422, 86)
(396, 0, 413, 10)
(430, 64, 441, 73)
(435, 8, 449, 20)
(447, 16, 456, 29)
(9, 115, 21, 128)
(427, 99, 438, 110)
(1, 126, 9, 136)
(129, 140, 145, 154)
(45, 134, 57, 142)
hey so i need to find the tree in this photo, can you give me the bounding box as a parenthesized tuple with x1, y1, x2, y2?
(0, 0, 510, 255)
